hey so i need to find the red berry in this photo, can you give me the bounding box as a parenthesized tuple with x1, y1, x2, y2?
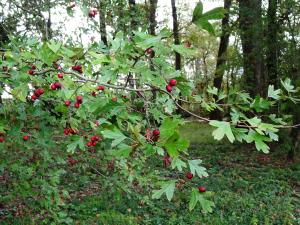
(145, 48, 153, 55)
(198, 186, 206, 193)
(74, 102, 80, 108)
(28, 69, 35, 75)
(186, 172, 193, 180)
(97, 85, 105, 91)
(95, 121, 100, 126)
(91, 91, 97, 97)
(91, 135, 100, 142)
(86, 141, 93, 147)
(31, 94, 38, 101)
(58, 73, 64, 79)
(76, 96, 83, 104)
(31, 65, 36, 70)
(166, 85, 172, 93)
(163, 156, 172, 167)
(112, 97, 117, 102)
(169, 79, 177, 87)
(152, 129, 160, 136)
(88, 9, 96, 18)
(91, 141, 97, 146)
(23, 135, 30, 141)
(0, 137, 4, 143)
(50, 84, 57, 90)
(54, 82, 62, 89)
(64, 100, 71, 106)
(64, 128, 70, 135)
(35, 88, 44, 96)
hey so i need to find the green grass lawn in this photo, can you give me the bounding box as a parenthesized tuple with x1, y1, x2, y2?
(2, 123, 300, 225)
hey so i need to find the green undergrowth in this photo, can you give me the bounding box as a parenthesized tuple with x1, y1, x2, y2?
(1, 123, 299, 225)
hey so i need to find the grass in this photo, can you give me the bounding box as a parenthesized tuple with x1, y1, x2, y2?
(1, 123, 299, 224)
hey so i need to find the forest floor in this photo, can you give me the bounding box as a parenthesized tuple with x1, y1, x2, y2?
(4, 123, 300, 225)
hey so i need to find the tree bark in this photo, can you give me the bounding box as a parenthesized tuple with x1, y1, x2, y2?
(266, 0, 278, 87)
(149, 0, 158, 35)
(210, 0, 232, 119)
(98, 0, 108, 46)
(238, 0, 264, 97)
(171, 0, 181, 70)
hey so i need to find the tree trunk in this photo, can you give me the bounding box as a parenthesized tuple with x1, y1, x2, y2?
(129, 0, 138, 35)
(238, 0, 264, 97)
(98, 0, 108, 46)
(266, 0, 278, 87)
(171, 0, 181, 70)
(149, 0, 158, 35)
(210, 0, 232, 119)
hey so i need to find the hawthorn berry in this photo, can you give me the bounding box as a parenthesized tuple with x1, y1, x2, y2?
(91, 135, 100, 142)
(112, 97, 118, 102)
(152, 129, 160, 136)
(74, 102, 80, 108)
(36, 88, 45, 96)
(163, 155, 172, 167)
(86, 141, 93, 147)
(58, 73, 64, 79)
(64, 100, 71, 107)
(50, 84, 57, 90)
(0, 137, 4, 143)
(54, 82, 62, 89)
(166, 85, 172, 93)
(186, 172, 193, 180)
(97, 85, 105, 91)
(91, 91, 97, 97)
(169, 79, 177, 87)
(76, 96, 83, 104)
(88, 9, 97, 18)
(23, 135, 30, 141)
(31, 94, 38, 101)
(28, 69, 35, 75)
(145, 48, 153, 55)
(31, 65, 36, 70)
(64, 128, 70, 135)
(198, 186, 206, 193)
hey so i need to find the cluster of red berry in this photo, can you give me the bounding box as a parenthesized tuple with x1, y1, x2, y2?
(185, 172, 206, 193)
(166, 79, 177, 93)
(86, 135, 101, 147)
(31, 88, 45, 101)
(27, 65, 36, 75)
(64, 128, 77, 136)
(50, 82, 62, 90)
(71, 64, 83, 73)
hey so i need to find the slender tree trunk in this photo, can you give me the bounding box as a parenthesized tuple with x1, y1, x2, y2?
(210, 0, 232, 119)
(149, 0, 158, 35)
(98, 0, 108, 46)
(129, 0, 138, 35)
(266, 0, 278, 87)
(238, 0, 264, 97)
(171, 0, 181, 70)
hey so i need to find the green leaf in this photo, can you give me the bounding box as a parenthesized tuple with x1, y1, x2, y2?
(201, 7, 226, 20)
(171, 157, 187, 172)
(251, 96, 270, 113)
(102, 129, 127, 147)
(165, 135, 189, 157)
(192, 2, 203, 22)
(207, 86, 218, 95)
(158, 118, 179, 144)
(47, 41, 62, 53)
(198, 194, 215, 213)
(267, 85, 281, 100)
(209, 121, 235, 143)
(281, 78, 296, 93)
(152, 181, 176, 201)
(67, 137, 85, 153)
(189, 189, 198, 211)
(188, 160, 208, 178)
(247, 130, 270, 153)
(11, 84, 29, 102)
(110, 144, 132, 157)
(193, 20, 215, 35)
